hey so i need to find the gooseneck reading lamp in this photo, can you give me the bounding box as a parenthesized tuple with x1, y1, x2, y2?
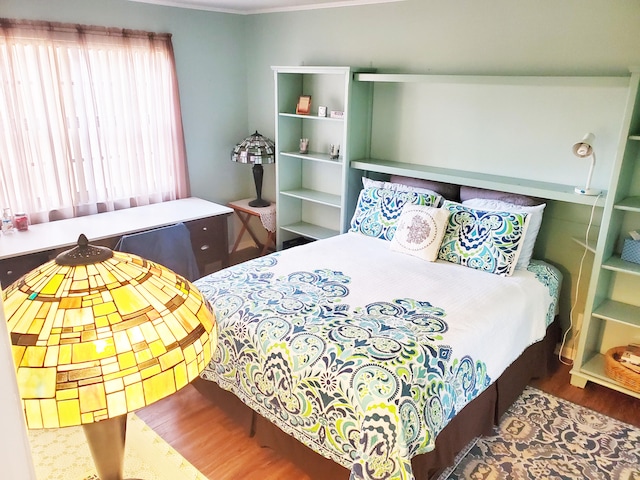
(573, 132, 600, 196)
(231, 131, 276, 207)
(3, 235, 217, 480)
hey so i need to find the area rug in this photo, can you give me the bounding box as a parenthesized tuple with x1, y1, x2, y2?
(438, 386, 640, 480)
(29, 413, 207, 480)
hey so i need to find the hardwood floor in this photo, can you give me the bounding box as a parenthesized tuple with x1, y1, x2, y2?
(530, 359, 640, 428)
(136, 248, 640, 479)
(136, 382, 309, 480)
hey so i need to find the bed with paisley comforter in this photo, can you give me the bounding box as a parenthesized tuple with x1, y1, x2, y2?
(194, 228, 561, 480)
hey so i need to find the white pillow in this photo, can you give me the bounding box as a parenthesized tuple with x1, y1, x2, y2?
(362, 177, 386, 189)
(362, 176, 442, 200)
(390, 205, 450, 261)
(462, 198, 545, 269)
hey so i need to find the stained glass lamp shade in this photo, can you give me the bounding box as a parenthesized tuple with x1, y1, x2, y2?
(231, 130, 275, 207)
(2, 235, 217, 480)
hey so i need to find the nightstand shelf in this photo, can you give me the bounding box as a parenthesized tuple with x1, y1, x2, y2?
(592, 299, 640, 327)
(613, 196, 640, 211)
(601, 255, 640, 276)
(577, 354, 640, 399)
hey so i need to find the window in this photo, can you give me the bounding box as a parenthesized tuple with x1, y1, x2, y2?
(0, 19, 189, 224)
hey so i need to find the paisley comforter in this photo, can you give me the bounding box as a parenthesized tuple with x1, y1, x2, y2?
(196, 233, 560, 480)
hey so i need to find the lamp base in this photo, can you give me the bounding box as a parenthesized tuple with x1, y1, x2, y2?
(249, 198, 271, 208)
(249, 163, 271, 208)
(83, 415, 127, 480)
(575, 187, 601, 196)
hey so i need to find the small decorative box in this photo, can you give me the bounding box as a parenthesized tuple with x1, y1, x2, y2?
(621, 238, 640, 265)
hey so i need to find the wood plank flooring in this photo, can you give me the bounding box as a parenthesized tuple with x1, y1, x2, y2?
(136, 361, 640, 480)
(136, 248, 640, 479)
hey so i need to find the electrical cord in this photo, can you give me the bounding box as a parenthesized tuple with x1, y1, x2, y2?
(559, 191, 603, 366)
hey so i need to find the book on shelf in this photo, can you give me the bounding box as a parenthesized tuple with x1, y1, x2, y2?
(619, 343, 640, 367)
(620, 360, 640, 374)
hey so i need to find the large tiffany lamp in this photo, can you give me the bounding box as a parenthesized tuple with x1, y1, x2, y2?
(2, 235, 217, 480)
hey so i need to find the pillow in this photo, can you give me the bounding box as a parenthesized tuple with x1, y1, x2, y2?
(349, 187, 442, 241)
(362, 176, 444, 199)
(362, 177, 386, 189)
(459, 186, 543, 207)
(438, 200, 530, 277)
(390, 175, 460, 202)
(390, 205, 450, 261)
(462, 198, 546, 269)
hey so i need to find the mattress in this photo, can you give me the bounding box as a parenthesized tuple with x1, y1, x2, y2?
(195, 232, 561, 480)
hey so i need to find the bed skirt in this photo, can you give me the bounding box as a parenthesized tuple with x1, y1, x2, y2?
(193, 320, 559, 479)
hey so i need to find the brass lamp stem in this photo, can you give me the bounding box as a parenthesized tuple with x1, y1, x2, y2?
(82, 415, 127, 480)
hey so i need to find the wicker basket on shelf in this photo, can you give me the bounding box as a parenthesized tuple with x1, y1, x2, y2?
(604, 346, 640, 393)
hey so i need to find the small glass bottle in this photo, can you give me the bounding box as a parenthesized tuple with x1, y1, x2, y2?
(2, 207, 14, 235)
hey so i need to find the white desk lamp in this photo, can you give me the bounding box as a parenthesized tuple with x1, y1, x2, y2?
(573, 132, 600, 195)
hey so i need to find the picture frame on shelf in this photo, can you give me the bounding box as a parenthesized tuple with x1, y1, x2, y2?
(318, 106, 327, 117)
(329, 110, 344, 119)
(296, 95, 312, 115)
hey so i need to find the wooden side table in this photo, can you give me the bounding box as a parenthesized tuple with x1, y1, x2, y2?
(228, 198, 276, 256)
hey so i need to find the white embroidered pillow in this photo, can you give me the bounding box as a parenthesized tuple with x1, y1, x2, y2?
(390, 205, 450, 261)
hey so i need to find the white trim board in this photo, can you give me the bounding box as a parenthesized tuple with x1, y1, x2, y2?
(127, 0, 405, 15)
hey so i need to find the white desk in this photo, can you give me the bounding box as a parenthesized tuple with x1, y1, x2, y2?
(0, 198, 232, 286)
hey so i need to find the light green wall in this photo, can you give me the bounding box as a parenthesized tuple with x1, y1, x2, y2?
(245, 0, 640, 199)
(0, 0, 254, 204)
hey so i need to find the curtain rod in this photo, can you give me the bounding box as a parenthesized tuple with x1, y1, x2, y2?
(0, 18, 172, 40)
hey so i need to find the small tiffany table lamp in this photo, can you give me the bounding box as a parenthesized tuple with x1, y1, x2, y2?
(231, 130, 275, 207)
(2, 235, 217, 480)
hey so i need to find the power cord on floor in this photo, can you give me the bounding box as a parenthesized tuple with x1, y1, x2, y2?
(559, 192, 603, 366)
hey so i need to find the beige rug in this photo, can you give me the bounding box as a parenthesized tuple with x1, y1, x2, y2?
(29, 414, 207, 480)
(438, 387, 640, 479)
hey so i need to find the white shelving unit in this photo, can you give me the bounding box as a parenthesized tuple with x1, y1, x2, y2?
(570, 70, 640, 399)
(273, 66, 372, 248)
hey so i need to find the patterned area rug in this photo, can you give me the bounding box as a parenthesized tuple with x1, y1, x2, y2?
(29, 413, 206, 480)
(439, 386, 640, 480)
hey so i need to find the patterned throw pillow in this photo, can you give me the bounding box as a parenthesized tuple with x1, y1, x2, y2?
(462, 198, 546, 270)
(438, 200, 530, 276)
(390, 205, 450, 261)
(349, 187, 442, 241)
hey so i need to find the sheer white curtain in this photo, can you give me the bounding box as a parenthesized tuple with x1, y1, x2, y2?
(0, 19, 189, 224)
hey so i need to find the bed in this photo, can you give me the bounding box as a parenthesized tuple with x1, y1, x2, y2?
(193, 178, 562, 480)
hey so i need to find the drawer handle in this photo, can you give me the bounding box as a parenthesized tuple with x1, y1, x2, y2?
(202, 227, 208, 231)
(7, 270, 12, 275)
(200, 244, 210, 251)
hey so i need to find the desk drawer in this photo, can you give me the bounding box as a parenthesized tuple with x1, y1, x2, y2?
(0, 251, 52, 289)
(186, 214, 230, 273)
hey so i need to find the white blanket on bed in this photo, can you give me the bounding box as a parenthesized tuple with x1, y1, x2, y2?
(196, 232, 560, 480)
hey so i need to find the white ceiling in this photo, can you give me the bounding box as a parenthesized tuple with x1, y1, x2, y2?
(129, 0, 405, 15)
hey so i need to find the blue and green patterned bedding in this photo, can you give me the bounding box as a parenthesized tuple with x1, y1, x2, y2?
(196, 233, 561, 480)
